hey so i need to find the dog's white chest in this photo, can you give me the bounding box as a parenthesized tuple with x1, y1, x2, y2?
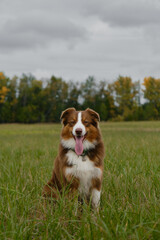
(65, 150, 101, 197)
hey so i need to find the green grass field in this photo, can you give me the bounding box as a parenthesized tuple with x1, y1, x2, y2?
(0, 122, 160, 239)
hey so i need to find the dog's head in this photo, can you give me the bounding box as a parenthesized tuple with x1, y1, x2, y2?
(60, 108, 101, 155)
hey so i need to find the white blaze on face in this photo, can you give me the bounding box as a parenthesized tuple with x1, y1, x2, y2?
(72, 112, 86, 136)
(72, 112, 86, 156)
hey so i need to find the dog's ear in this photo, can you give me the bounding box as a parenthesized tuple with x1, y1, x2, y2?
(60, 108, 76, 125)
(85, 108, 100, 126)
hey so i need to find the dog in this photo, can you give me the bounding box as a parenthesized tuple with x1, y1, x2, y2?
(43, 108, 105, 210)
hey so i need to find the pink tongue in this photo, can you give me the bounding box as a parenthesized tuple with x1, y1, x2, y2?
(75, 136, 84, 155)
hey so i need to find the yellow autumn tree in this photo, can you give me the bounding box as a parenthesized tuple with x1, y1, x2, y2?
(0, 86, 9, 103)
(143, 77, 160, 117)
(108, 76, 138, 119)
(0, 72, 6, 81)
(0, 72, 10, 103)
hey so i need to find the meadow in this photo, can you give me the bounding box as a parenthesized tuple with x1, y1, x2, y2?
(0, 122, 160, 239)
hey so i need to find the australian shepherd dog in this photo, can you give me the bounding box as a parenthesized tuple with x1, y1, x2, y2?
(43, 108, 105, 210)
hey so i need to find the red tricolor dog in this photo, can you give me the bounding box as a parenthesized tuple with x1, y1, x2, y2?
(43, 108, 105, 209)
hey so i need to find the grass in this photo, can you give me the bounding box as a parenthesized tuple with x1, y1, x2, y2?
(0, 122, 160, 239)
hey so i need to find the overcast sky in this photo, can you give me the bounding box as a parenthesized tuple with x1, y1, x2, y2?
(0, 0, 160, 83)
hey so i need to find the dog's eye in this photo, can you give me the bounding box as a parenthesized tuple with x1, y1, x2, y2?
(69, 121, 76, 126)
(84, 120, 89, 124)
(71, 121, 76, 124)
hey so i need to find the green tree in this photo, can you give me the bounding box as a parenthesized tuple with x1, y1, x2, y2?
(5, 76, 18, 122)
(66, 81, 81, 110)
(94, 81, 115, 120)
(17, 74, 44, 123)
(44, 75, 68, 122)
(81, 76, 97, 110)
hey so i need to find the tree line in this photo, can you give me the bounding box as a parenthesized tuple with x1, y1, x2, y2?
(0, 72, 159, 123)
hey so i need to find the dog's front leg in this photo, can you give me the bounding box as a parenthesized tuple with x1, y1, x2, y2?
(91, 188, 101, 210)
(91, 177, 102, 210)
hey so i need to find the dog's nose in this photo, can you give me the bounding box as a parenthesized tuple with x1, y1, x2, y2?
(75, 128, 82, 136)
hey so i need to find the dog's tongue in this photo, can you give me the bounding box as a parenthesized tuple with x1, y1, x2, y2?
(75, 136, 84, 155)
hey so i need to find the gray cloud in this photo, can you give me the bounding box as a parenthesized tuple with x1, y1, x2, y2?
(80, 0, 160, 27)
(0, 11, 87, 51)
